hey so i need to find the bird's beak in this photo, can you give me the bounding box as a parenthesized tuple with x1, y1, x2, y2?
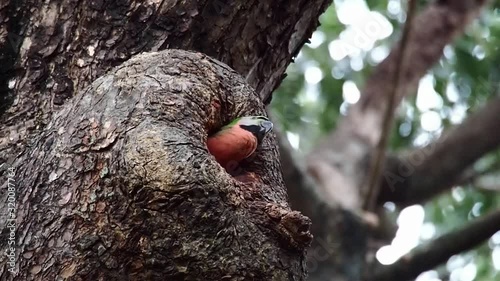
(261, 120, 273, 134)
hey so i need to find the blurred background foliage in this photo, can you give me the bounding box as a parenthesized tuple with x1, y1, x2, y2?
(271, 0, 500, 280)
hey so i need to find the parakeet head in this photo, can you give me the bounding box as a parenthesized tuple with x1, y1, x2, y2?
(207, 116, 273, 168)
(238, 116, 274, 144)
(225, 116, 273, 144)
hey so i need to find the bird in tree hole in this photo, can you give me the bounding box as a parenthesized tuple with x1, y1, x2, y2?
(207, 116, 273, 173)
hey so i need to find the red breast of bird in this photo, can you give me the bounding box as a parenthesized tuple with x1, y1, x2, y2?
(207, 125, 257, 168)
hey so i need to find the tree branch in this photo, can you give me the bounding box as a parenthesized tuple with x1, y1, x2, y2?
(363, 0, 418, 211)
(371, 209, 500, 281)
(306, 0, 488, 210)
(279, 1, 489, 277)
(456, 160, 500, 191)
(275, 123, 368, 281)
(378, 96, 500, 206)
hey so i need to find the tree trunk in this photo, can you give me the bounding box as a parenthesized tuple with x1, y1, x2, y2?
(1, 0, 329, 280)
(1, 49, 312, 280)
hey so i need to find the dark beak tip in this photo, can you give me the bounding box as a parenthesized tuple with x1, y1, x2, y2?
(263, 121, 273, 133)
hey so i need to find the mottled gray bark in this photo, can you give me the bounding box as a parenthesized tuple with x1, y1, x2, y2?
(0, 50, 312, 280)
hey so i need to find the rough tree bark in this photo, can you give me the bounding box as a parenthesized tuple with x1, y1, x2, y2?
(0, 0, 330, 280)
(1, 49, 312, 280)
(0, 0, 330, 161)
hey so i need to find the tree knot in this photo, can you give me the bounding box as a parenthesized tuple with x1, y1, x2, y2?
(265, 203, 313, 251)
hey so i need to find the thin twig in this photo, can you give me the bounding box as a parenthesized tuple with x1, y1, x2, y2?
(363, 0, 419, 211)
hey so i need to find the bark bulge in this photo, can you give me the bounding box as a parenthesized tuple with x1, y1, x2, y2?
(2, 50, 311, 280)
